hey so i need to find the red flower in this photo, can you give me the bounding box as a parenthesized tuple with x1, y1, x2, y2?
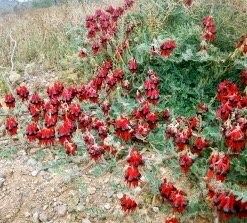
(78, 113, 92, 130)
(64, 140, 77, 156)
(61, 87, 76, 104)
(30, 92, 43, 107)
(120, 195, 137, 213)
(57, 119, 75, 144)
(44, 113, 58, 128)
(101, 100, 111, 115)
(87, 144, 103, 160)
(202, 16, 216, 42)
(47, 81, 64, 99)
(160, 40, 176, 57)
(115, 117, 133, 141)
(208, 152, 230, 181)
(133, 102, 150, 119)
(163, 109, 171, 121)
(113, 68, 124, 80)
(38, 128, 55, 146)
(192, 137, 209, 154)
(146, 112, 158, 125)
(213, 192, 236, 213)
(85, 84, 99, 103)
(165, 216, 180, 223)
(128, 58, 138, 73)
(78, 49, 87, 58)
(97, 124, 109, 139)
(159, 179, 176, 200)
(28, 104, 42, 121)
(124, 166, 141, 187)
(83, 131, 95, 145)
(134, 122, 150, 139)
(188, 116, 200, 130)
(159, 178, 187, 212)
(103, 145, 117, 156)
(179, 153, 194, 173)
(4, 93, 15, 108)
(68, 103, 81, 120)
(16, 85, 29, 101)
(217, 80, 240, 106)
(216, 102, 233, 121)
(5, 117, 18, 135)
(175, 130, 191, 151)
(240, 69, 247, 85)
(183, 0, 192, 7)
(127, 149, 144, 167)
(197, 103, 208, 114)
(26, 122, 39, 142)
(170, 190, 187, 212)
(146, 88, 160, 104)
(92, 43, 101, 54)
(225, 126, 246, 153)
(43, 100, 59, 115)
(124, 0, 134, 9)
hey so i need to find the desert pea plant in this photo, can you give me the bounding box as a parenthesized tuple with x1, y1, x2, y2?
(1, 0, 247, 222)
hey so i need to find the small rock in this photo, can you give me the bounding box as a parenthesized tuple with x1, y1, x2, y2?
(87, 187, 96, 195)
(76, 202, 85, 212)
(81, 219, 91, 223)
(55, 204, 67, 217)
(39, 212, 48, 222)
(24, 212, 30, 218)
(116, 193, 123, 199)
(104, 203, 111, 210)
(32, 211, 40, 223)
(0, 178, 5, 188)
(105, 190, 114, 198)
(9, 71, 21, 83)
(27, 158, 37, 167)
(31, 170, 39, 177)
(152, 206, 159, 213)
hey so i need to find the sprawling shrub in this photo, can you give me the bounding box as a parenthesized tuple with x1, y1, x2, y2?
(1, 0, 246, 222)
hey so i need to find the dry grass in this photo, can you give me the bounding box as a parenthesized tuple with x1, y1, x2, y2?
(0, 0, 120, 71)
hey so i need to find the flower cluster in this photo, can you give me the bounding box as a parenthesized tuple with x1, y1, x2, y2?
(159, 179, 188, 212)
(166, 116, 209, 173)
(207, 184, 247, 219)
(120, 194, 137, 213)
(144, 69, 160, 104)
(202, 16, 216, 42)
(124, 148, 144, 187)
(206, 152, 230, 181)
(164, 216, 180, 223)
(159, 39, 176, 57)
(216, 80, 247, 153)
(85, 0, 135, 54)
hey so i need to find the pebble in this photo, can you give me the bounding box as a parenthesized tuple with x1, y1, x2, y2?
(55, 204, 67, 217)
(32, 211, 40, 223)
(31, 170, 39, 177)
(0, 178, 5, 188)
(116, 193, 123, 199)
(39, 212, 48, 222)
(152, 207, 159, 213)
(105, 190, 114, 198)
(9, 71, 21, 83)
(76, 202, 85, 212)
(87, 187, 96, 195)
(81, 219, 91, 223)
(104, 203, 111, 210)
